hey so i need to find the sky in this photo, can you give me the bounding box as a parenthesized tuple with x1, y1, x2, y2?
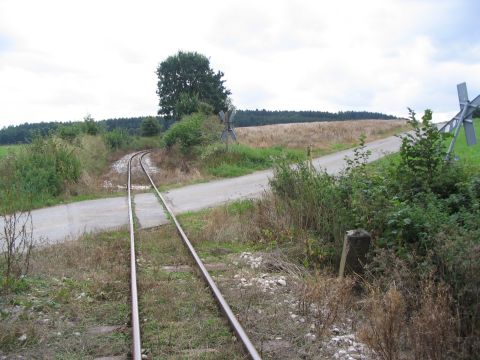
(0, 0, 479, 127)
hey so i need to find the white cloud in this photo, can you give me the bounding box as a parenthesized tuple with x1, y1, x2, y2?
(0, 0, 479, 126)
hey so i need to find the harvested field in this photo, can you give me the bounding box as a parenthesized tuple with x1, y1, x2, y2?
(236, 119, 408, 150)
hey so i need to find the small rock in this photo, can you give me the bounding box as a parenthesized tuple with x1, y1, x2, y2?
(277, 279, 287, 286)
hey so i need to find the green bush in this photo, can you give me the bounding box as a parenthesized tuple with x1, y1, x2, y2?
(57, 124, 81, 141)
(265, 109, 480, 356)
(163, 113, 203, 153)
(140, 117, 160, 137)
(0, 137, 81, 210)
(103, 129, 132, 150)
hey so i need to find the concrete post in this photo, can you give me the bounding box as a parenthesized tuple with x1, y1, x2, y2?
(339, 229, 371, 278)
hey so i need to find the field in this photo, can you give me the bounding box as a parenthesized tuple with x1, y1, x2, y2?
(236, 119, 408, 153)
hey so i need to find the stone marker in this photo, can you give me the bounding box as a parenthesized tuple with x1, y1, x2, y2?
(339, 229, 371, 277)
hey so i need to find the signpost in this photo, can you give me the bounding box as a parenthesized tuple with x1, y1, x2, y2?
(440, 82, 479, 158)
(219, 109, 238, 151)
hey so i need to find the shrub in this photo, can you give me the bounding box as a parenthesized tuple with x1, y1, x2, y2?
(140, 116, 160, 137)
(163, 113, 203, 153)
(103, 129, 132, 150)
(270, 160, 352, 266)
(397, 109, 450, 196)
(0, 136, 81, 210)
(57, 124, 81, 141)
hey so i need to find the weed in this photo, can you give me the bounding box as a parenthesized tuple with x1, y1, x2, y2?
(358, 284, 406, 360)
(298, 274, 354, 338)
(409, 280, 457, 360)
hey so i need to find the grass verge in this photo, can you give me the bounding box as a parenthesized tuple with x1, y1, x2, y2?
(0, 230, 131, 359)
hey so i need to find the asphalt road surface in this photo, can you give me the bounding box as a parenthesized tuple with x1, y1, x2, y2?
(1, 135, 402, 246)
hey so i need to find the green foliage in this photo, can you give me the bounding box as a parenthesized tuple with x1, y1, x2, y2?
(140, 116, 160, 137)
(204, 144, 305, 178)
(397, 109, 449, 194)
(56, 123, 81, 141)
(0, 137, 81, 211)
(0, 111, 399, 145)
(175, 92, 200, 119)
(265, 110, 480, 355)
(156, 51, 231, 119)
(103, 129, 132, 150)
(81, 114, 100, 135)
(162, 113, 204, 153)
(270, 161, 352, 266)
(234, 109, 398, 127)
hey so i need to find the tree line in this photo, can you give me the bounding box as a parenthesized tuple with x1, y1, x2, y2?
(0, 110, 398, 145)
(234, 109, 397, 127)
(0, 116, 162, 145)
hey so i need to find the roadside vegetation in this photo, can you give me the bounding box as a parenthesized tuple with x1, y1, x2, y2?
(177, 113, 480, 359)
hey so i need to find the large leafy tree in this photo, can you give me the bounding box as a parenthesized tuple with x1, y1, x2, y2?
(156, 51, 231, 119)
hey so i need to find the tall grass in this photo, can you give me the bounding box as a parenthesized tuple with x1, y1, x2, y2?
(236, 119, 408, 150)
(203, 143, 305, 177)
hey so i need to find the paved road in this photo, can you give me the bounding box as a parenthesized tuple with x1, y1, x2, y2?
(163, 135, 402, 213)
(1, 135, 401, 246)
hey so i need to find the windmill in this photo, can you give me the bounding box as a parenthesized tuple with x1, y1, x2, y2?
(219, 109, 237, 150)
(440, 82, 479, 158)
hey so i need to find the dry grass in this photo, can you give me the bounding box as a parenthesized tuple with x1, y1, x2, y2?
(236, 119, 408, 150)
(0, 230, 131, 358)
(297, 273, 355, 338)
(409, 281, 457, 360)
(358, 284, 406, 360)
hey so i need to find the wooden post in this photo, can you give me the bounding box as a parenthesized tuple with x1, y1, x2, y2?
(339, 229, 371, 278)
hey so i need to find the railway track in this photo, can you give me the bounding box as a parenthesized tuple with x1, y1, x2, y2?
(126, 151, 261, 360)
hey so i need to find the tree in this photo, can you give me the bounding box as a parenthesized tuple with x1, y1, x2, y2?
(82, 114, 99, 135)
(156, 51, 231, 119)
(140, 116, 160, 136)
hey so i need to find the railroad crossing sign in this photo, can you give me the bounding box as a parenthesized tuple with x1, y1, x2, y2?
(440, 82, 479, 157)
(219, 109, 237, 150)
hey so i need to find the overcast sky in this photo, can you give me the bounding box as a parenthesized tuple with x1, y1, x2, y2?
(1, 0, 479, 127)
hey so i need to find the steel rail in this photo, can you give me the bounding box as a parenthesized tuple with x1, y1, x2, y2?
(127, 151, 144, 360)
(138, 152, 262, 360)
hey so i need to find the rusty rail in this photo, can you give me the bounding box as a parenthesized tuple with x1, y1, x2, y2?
(139, 152, 261, 360)
(127, 151, 144, 359)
